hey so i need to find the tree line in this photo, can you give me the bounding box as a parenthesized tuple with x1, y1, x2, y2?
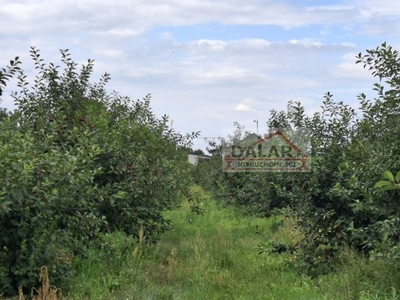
(193, 42, 400, 276)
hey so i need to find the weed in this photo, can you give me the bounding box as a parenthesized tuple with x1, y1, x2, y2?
(16, 266, 62, 300)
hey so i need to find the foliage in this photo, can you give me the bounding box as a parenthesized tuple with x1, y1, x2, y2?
(0, 47, 197, 296)
(374, 170, 400, 192)
(190, 149, 205, 155)
(193, 42, 400, 276)
(193, 122, 303, 217)
(65, 189, 400, 299)
(0, 56, 21, 97)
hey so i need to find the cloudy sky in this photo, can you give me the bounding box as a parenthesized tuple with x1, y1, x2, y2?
(1, 0, 399, 151)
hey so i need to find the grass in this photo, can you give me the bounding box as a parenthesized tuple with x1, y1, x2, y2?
(6, 186, 400, 299)
(64, 187, 323, 299)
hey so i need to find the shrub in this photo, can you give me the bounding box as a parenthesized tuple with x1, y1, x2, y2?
(195, 42, 400, 276)
(0, 47, 197, 296)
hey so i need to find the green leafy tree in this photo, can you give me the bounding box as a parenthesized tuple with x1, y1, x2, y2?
(0, 47, 198, 296)
(196, 42, 400, 276)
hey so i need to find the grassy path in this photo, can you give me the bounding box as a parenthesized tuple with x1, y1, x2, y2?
(64, 187, 399, 299)
(144, 196, 322, 300)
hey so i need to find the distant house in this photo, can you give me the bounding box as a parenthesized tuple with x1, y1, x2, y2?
(188, 153, 211, 166)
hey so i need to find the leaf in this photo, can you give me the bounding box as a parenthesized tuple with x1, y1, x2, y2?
(383, 170, 395, 182)
(379, 185, 400, 192)
(0, 200, 12, 213)
(395, 171, 400, 182)
(374, 180, 392, 188)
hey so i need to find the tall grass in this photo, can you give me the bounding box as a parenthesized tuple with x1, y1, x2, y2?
(8, 186, 399, 299)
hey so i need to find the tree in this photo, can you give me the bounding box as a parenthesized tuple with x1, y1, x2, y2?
(0, 47, 198, 296)
(195, 42, 400, 276)
(191, 149, 206, 155)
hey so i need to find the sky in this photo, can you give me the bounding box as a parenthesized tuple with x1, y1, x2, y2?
(1, 0, 400, 152)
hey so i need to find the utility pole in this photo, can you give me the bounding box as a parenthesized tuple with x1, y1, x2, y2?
(253, 120, 258, 135)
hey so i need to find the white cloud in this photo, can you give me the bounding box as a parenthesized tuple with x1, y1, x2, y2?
(289, 39, 323, 47)
(196, 39, 227, 50)
(103, 28, 146, 38)
(234, 99, 258, 112)
(93, 49, 125, 59)
(0, 0, 399, 152)
(0, 0, 368, 38)
(183, 64, 249, 85)
(340, 42, 356, 48)
(330, 53, 372, 79)
(306, 5, 355, 12)
(235, 104, 253, 111)
(355, 0, 400, 16)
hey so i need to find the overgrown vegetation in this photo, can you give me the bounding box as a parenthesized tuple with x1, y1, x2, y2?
(0, 47, 198, 296)
(194, 42, 400, 277)
(45, 187, 400, 298)
(18, 266, 62, 300)
(3, 42, 400, 298)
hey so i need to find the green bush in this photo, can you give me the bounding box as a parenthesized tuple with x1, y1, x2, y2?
(196, 42, 400, 276)
(0, 47, 197, 296)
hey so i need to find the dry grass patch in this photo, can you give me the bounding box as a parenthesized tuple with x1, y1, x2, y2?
(17, 266, 62, 300)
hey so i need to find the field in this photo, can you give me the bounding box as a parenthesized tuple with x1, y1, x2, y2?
(37, 186, 398, 300)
